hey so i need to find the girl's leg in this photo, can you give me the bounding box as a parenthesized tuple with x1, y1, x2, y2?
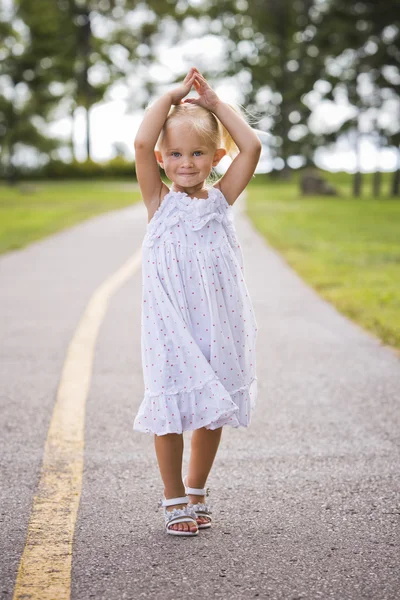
(186, 426, 223, 524)
(154, 433, 197, 533)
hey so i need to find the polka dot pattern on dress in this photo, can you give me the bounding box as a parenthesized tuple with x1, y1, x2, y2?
(133, 187, 258, 436)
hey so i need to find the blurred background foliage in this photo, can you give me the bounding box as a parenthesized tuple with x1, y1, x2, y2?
(0, 0, 399, 196)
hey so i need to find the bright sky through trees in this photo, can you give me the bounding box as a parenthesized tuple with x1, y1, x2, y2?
(2, 0, 399, 175)
(48, 30, 398, 173)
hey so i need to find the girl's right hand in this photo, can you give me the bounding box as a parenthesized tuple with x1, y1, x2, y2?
(169, 67, 197, 105)
(183, 68, 221, 111)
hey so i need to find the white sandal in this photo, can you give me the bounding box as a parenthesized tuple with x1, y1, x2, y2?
(183, 475, 212, 529)
(158, 495, 199, 536)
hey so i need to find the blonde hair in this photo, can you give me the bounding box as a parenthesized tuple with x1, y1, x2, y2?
(156, 103, 239, 159)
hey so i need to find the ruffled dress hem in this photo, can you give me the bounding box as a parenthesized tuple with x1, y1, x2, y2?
(133, 376, 257, 436)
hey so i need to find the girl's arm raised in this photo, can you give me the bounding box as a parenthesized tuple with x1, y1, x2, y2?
(212, 102, 262, 204)
(134, 68, 197, 209)
(184, 69, 262, 205)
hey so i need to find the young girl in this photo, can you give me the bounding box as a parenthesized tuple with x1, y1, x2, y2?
(133, 66, 261, 536)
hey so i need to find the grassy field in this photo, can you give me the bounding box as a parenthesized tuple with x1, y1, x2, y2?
(246, 172, 400, 350)
(0, 180, 141, 255)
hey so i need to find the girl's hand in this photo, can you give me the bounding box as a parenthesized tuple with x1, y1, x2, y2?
(182, 68, 220, 111)
(169, 67, 197, 105)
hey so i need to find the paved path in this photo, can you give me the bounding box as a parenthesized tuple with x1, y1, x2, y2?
(1, 195, 399, 599)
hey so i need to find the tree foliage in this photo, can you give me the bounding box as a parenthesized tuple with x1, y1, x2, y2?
(0, 2, 61, 181)
(0, 0, 180, 177)
(311, 0, 400, 194)
(1, 0, 399, 194)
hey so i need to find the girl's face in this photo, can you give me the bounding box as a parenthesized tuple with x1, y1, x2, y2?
(155, 120, 226, 191)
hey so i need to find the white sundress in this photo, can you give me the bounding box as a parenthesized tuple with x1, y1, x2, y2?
(133, 186, 258, 436)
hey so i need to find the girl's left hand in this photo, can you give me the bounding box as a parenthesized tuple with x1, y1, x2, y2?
(169, 67, 198, 105)
(183, 68, 220, 111)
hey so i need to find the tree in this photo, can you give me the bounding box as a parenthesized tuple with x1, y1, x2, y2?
(0, 2, 61, 182)
(2, 0, 183, 171)
(55, 0, 186, 160)
(312, 0, 400, 197)
(172, 0, 326, 176)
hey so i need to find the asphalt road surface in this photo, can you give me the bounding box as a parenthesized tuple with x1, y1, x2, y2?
(1, 193, 399, 600)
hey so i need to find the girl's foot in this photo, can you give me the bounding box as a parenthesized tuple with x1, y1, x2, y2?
(166, 502, 199, 533)
(187, 493, 211, 526)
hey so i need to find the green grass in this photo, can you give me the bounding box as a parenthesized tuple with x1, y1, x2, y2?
(246, 173, 400, 350)
(0, 180, 141, 255)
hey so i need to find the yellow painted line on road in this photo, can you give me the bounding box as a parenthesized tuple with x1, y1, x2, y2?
(13, 249, 142, 600)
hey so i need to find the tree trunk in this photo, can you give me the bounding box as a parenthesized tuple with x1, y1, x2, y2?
(372, 171, 381, 198)
(391, 146, 400, 196)
(392, 169, 400, 196)
(81, 7, 91, 160)
(353, 171, 362, 197)
(372, 132, 381, 198)
(70, 106, 77, 161)
(85, 106, 90, 161)
(277, 1, 290, 177)
(6, 149, 17, 186)
(353, 128, 362, 197)
(5, 96, 18, 185)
